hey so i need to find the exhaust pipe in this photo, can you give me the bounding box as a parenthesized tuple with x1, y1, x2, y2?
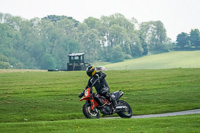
(116, 106, 127, 109)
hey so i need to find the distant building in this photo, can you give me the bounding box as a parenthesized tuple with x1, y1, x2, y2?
(67, 53, 89, 71)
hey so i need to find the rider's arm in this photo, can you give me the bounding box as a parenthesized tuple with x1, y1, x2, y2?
(85, 78, 92, 89)
(99, 71, 106, 80)
(79, 79, 92, 98)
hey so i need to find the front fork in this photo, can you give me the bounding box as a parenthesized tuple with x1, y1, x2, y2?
(89, 95, 98, 110)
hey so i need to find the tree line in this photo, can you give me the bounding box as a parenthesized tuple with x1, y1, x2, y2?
(0, 13, 199, 69)
(176, 29, 200, 50)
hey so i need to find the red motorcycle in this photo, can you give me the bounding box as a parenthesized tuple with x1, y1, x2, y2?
(79, 82, 132, 118)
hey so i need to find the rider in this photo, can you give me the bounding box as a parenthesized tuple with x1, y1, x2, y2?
(83, 65, 116, 112)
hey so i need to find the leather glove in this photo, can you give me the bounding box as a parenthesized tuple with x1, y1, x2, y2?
(78, 92, 84, 98)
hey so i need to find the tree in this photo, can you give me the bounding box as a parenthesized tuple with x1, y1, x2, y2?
(139, 21, 168, 54)
(110, 45, 124, 63)
(153, 21, 167, 49)
(0, 54, 10, 69)
(40, 54, 56, 69)
(79, 29, 101, 62)
(0, 23, 19, 56)
(100, 13, 143, 60)
(101, 13, 135, 32)
(84, 17, 101, 29)
(108, 24, 126, 47)
(139, 22, 149, 55)
(189, 29, 200, 48)
(42, 15, 79, 26)
(176, 32, 189, 49)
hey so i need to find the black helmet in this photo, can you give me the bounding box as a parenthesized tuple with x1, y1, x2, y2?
(86, 65, 96, 77)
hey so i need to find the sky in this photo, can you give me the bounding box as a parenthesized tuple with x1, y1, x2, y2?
(0, 0, 200, 41)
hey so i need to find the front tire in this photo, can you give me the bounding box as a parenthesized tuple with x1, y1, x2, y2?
(117, 100, 132, 118)
(82, 103, 100, 119)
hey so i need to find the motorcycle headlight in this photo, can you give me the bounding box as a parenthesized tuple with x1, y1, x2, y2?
(85, 90, 88, 96)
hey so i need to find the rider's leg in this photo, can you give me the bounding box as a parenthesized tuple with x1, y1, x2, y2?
(100, 87, 117, 109)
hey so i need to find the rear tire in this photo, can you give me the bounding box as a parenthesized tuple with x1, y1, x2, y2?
(117, 100, 132, 118)
(82, 103, 100, 119)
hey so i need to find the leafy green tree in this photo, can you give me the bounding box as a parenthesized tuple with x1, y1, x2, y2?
(189, 29, 200, 48)
(153, 21, 167, 50)
(84, 17, 101, 29)
(40, 54, 56, 69)
(0, 54, 10, 68)
(0, 13, 3, 22)
(0, 62, 10, 69)
(176, 32, 189, 49)
(0, 23, 19, 56)
(42, 15, 79, 26)
(108, 24, 126, 47)
(100, 13, 143, 60)
(101, 13, 135, 32)
(110, 45, 124, 62)
(128, 31, 143, 56)
(139, 21, 168, 54)
(79, 29, 101, 62)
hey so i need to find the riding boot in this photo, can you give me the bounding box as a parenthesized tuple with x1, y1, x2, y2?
(110, 96, 117, 113)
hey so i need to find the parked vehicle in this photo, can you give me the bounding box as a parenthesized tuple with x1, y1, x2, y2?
(96, 66, 107, 71)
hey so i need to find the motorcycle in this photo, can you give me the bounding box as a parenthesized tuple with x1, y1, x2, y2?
(79, 79, 132, 119)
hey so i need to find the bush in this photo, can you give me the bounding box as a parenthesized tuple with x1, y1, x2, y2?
(0, 61, 10, 69)
(124, 54, 132, 59)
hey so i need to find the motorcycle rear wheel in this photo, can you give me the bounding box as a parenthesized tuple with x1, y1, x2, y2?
(117, 100, 132, 118)
(83, 103, 100, 119)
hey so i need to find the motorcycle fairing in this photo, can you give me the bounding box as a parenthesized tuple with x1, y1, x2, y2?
(80, 88, 91, 101)
(111, 91, 123, 101)
(80, 88, 98, 110)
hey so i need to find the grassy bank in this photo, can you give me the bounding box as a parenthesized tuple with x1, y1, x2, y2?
(0, 68, 200, 123)
(104, 51, 200, 70)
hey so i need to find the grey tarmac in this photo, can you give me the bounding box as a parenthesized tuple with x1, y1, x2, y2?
(103, 109, 200, 119)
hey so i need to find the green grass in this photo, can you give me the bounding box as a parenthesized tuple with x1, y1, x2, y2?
(0, 68, 200, 123)
(0, 114, 200, 133)
(104, 51, 200, 70)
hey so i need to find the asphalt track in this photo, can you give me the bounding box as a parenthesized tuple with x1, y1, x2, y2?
(103, 109, 200, 119)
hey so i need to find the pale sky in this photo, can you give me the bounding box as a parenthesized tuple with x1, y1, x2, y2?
(0, 0, 200, 41)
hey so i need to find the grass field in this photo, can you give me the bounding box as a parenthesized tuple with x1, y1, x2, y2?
(0, 68, 200, 132)
(0, 114, 200, 133)
(0, 68, 200, 123)
(0, 69, 47, 73)
(104, 51, 200, 70)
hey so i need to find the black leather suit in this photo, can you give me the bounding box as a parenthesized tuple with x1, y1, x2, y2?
(85, 71, 116, 106)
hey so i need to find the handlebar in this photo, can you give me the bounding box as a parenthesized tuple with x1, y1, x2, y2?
(78, 92, 84, 98)
(78, 78, 99, 98)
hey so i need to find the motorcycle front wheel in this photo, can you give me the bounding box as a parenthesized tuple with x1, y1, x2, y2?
(82, 103, 100, 119)
(117, 100, 132, 118)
